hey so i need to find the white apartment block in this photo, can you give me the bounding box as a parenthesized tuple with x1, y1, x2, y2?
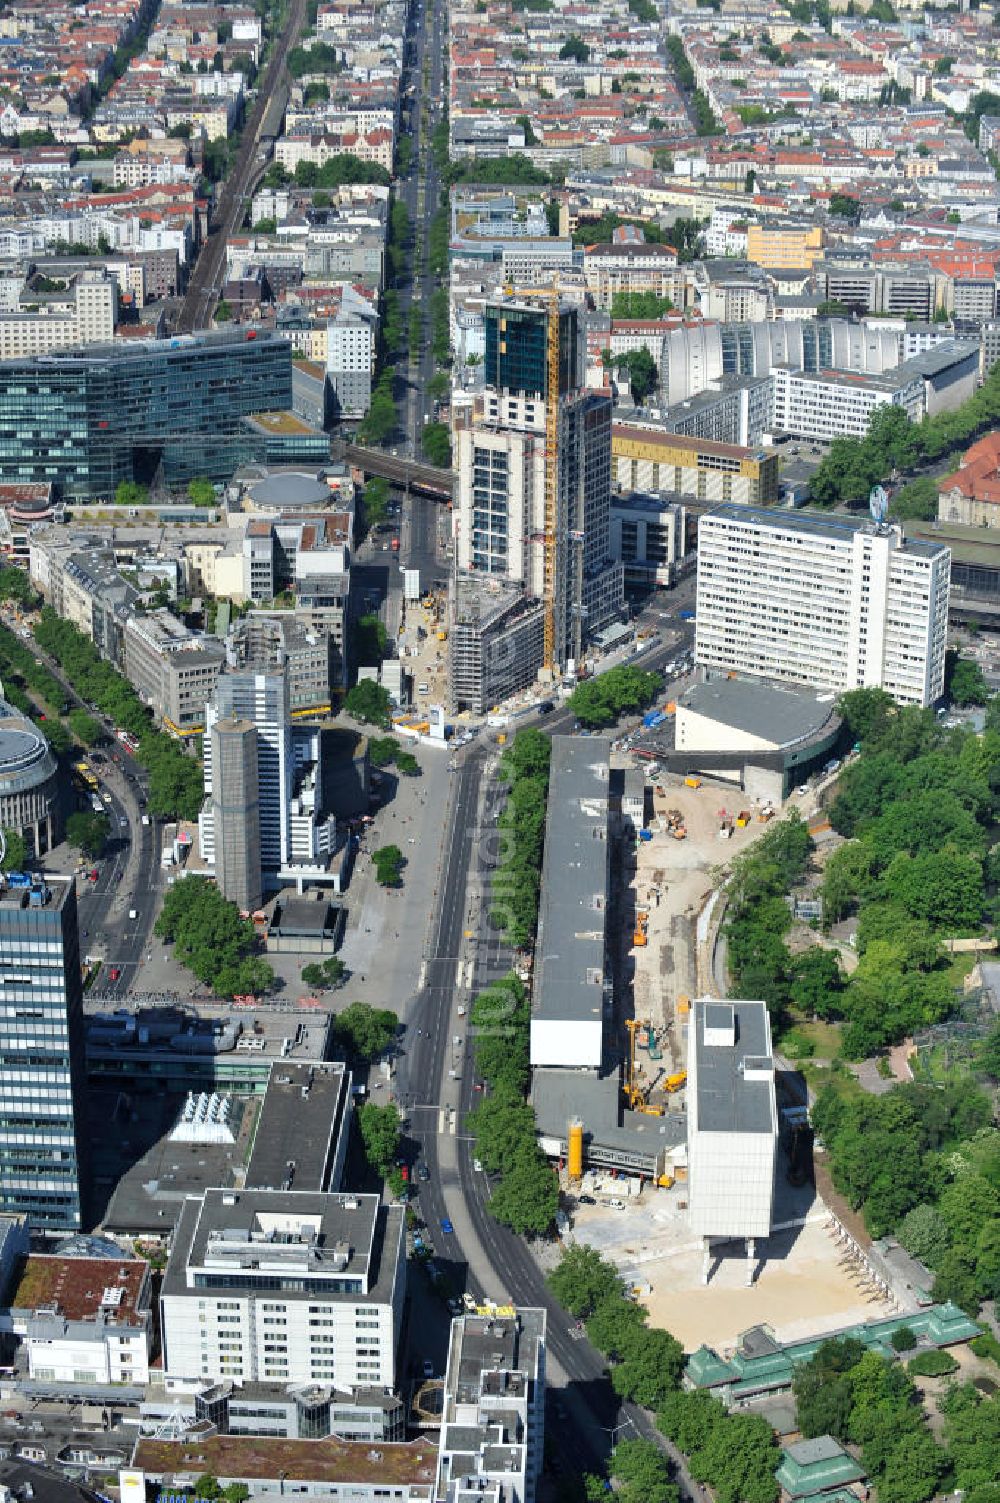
(437, 1309, 547, 1503)
(0, 274, 117, 360)
(770, 365, 924, 441)
(695, 505, 951, 707)
(454, 424, 542, 593)
(160, 1190, 405, 1390)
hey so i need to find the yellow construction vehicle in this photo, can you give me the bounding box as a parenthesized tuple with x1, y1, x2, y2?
(624, 1019, 646, 1110)
(624, 1020, 665, 1114)
(657, 1173, 675, 1189)
(664, 1071, 687, 1093)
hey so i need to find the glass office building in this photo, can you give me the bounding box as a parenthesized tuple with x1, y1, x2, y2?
(484, 303, 582, 398)
(0, 874, 88, 1230)
(0, 330, 294, 500)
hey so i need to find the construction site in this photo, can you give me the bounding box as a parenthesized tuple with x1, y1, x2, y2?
(541, 758, 903, 1353)
(613, 767, 779, 1119)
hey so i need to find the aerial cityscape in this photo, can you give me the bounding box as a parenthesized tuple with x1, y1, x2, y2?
(0, 0, 998, 1500)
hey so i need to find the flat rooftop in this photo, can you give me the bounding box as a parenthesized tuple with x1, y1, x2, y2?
(245, 1062, 349, 1194)
(6, 327, 288, 368)
(133, 1435, 437, 1488)
(702, 503, 948, 560)
(679, 676, 839, 749)
(162, 1190, 403, 1307)
(269, 896, 343, 937)
(534, 736, 611, 1029)
(0, 873, 73, 916)
(84, 1004, 332, 1064)
(613, 422, 763, 465)
(10, 1255, 147, 1324)
(532, 1067, 686, 1163)
(691, 999, 776, 1136)
(246, 409, 319, 435)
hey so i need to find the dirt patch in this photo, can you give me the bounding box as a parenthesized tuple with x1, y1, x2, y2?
(567, 1183, 895, 1355)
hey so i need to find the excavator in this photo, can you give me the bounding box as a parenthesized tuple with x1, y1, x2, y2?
(624, 1019, 665, 1116)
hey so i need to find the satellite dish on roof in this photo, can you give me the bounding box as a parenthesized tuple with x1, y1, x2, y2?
(869, 485, 889, 525)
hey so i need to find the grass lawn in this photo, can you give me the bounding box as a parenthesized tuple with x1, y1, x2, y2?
(940, 949, 980, 988)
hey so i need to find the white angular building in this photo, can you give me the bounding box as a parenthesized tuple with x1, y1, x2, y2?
(159, 1189, 405, 1389)
(687, 999, 777, 1285)
(437, 1308, 546, 1503)
(695, 505, 950, 707)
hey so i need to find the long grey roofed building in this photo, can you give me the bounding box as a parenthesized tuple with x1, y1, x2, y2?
(529, 736, 611, 1070)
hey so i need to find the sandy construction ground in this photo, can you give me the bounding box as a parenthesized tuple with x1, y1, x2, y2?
(567, 1179, 895, 1355)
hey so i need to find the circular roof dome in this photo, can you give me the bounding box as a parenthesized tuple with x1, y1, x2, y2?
(248, 472, 330, 509)
(0, 713, 57, 795)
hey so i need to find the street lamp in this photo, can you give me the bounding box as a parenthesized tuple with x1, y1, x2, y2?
(602, 1418, 637, 1446)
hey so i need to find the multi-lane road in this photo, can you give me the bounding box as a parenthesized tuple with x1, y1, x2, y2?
(12, 628, 163, 1001)
(391, 609, 700, 1480)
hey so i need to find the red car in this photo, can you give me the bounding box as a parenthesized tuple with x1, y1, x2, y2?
(108, 967, 120, 981)
(88, 868, 99, 882)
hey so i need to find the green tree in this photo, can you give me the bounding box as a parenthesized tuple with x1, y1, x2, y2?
(395, 750, 420, 776)
(214, 299, 233, 322)
(187, 477, 216, 507)
(567, 666, 660, 727)
(547, 1244, 624, 1316)
(611, 291, 674, 319)
(66, 810, 110, 858)
(613, 346, 659, 403)
(154, 875, 274, 996)
(830, 193, 861, 219)
(373, 844, 404, 886)
(0, 827, 26, 872)
(486, 1148, 559, 1235)
(877, 1430, 948, 1503)
(896, 1203, 951, 1267)
(67, 708, 102, 745)
(788, 947, 843, 1018)
(357, 1101, 400, 1176)
(559, 33, 590, 61)
(612, 1325, 685, 1407)
(948, 655, 989, 707)
(363, 475, 391, 527)
(355, 613, 388, 668)
(333, 1002, 398, 1059)
(421, 420, 452, 468)
(608, 1439, 679, 1503)
(585, 1292, 647, 1359)
(369, 735, 399, 768)
(0, 565, 36, 607)
(115, 481, 148, 507)
(344, 680, 391, 728)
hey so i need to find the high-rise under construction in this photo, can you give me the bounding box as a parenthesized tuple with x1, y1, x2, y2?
(451, 295, 623, 705)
